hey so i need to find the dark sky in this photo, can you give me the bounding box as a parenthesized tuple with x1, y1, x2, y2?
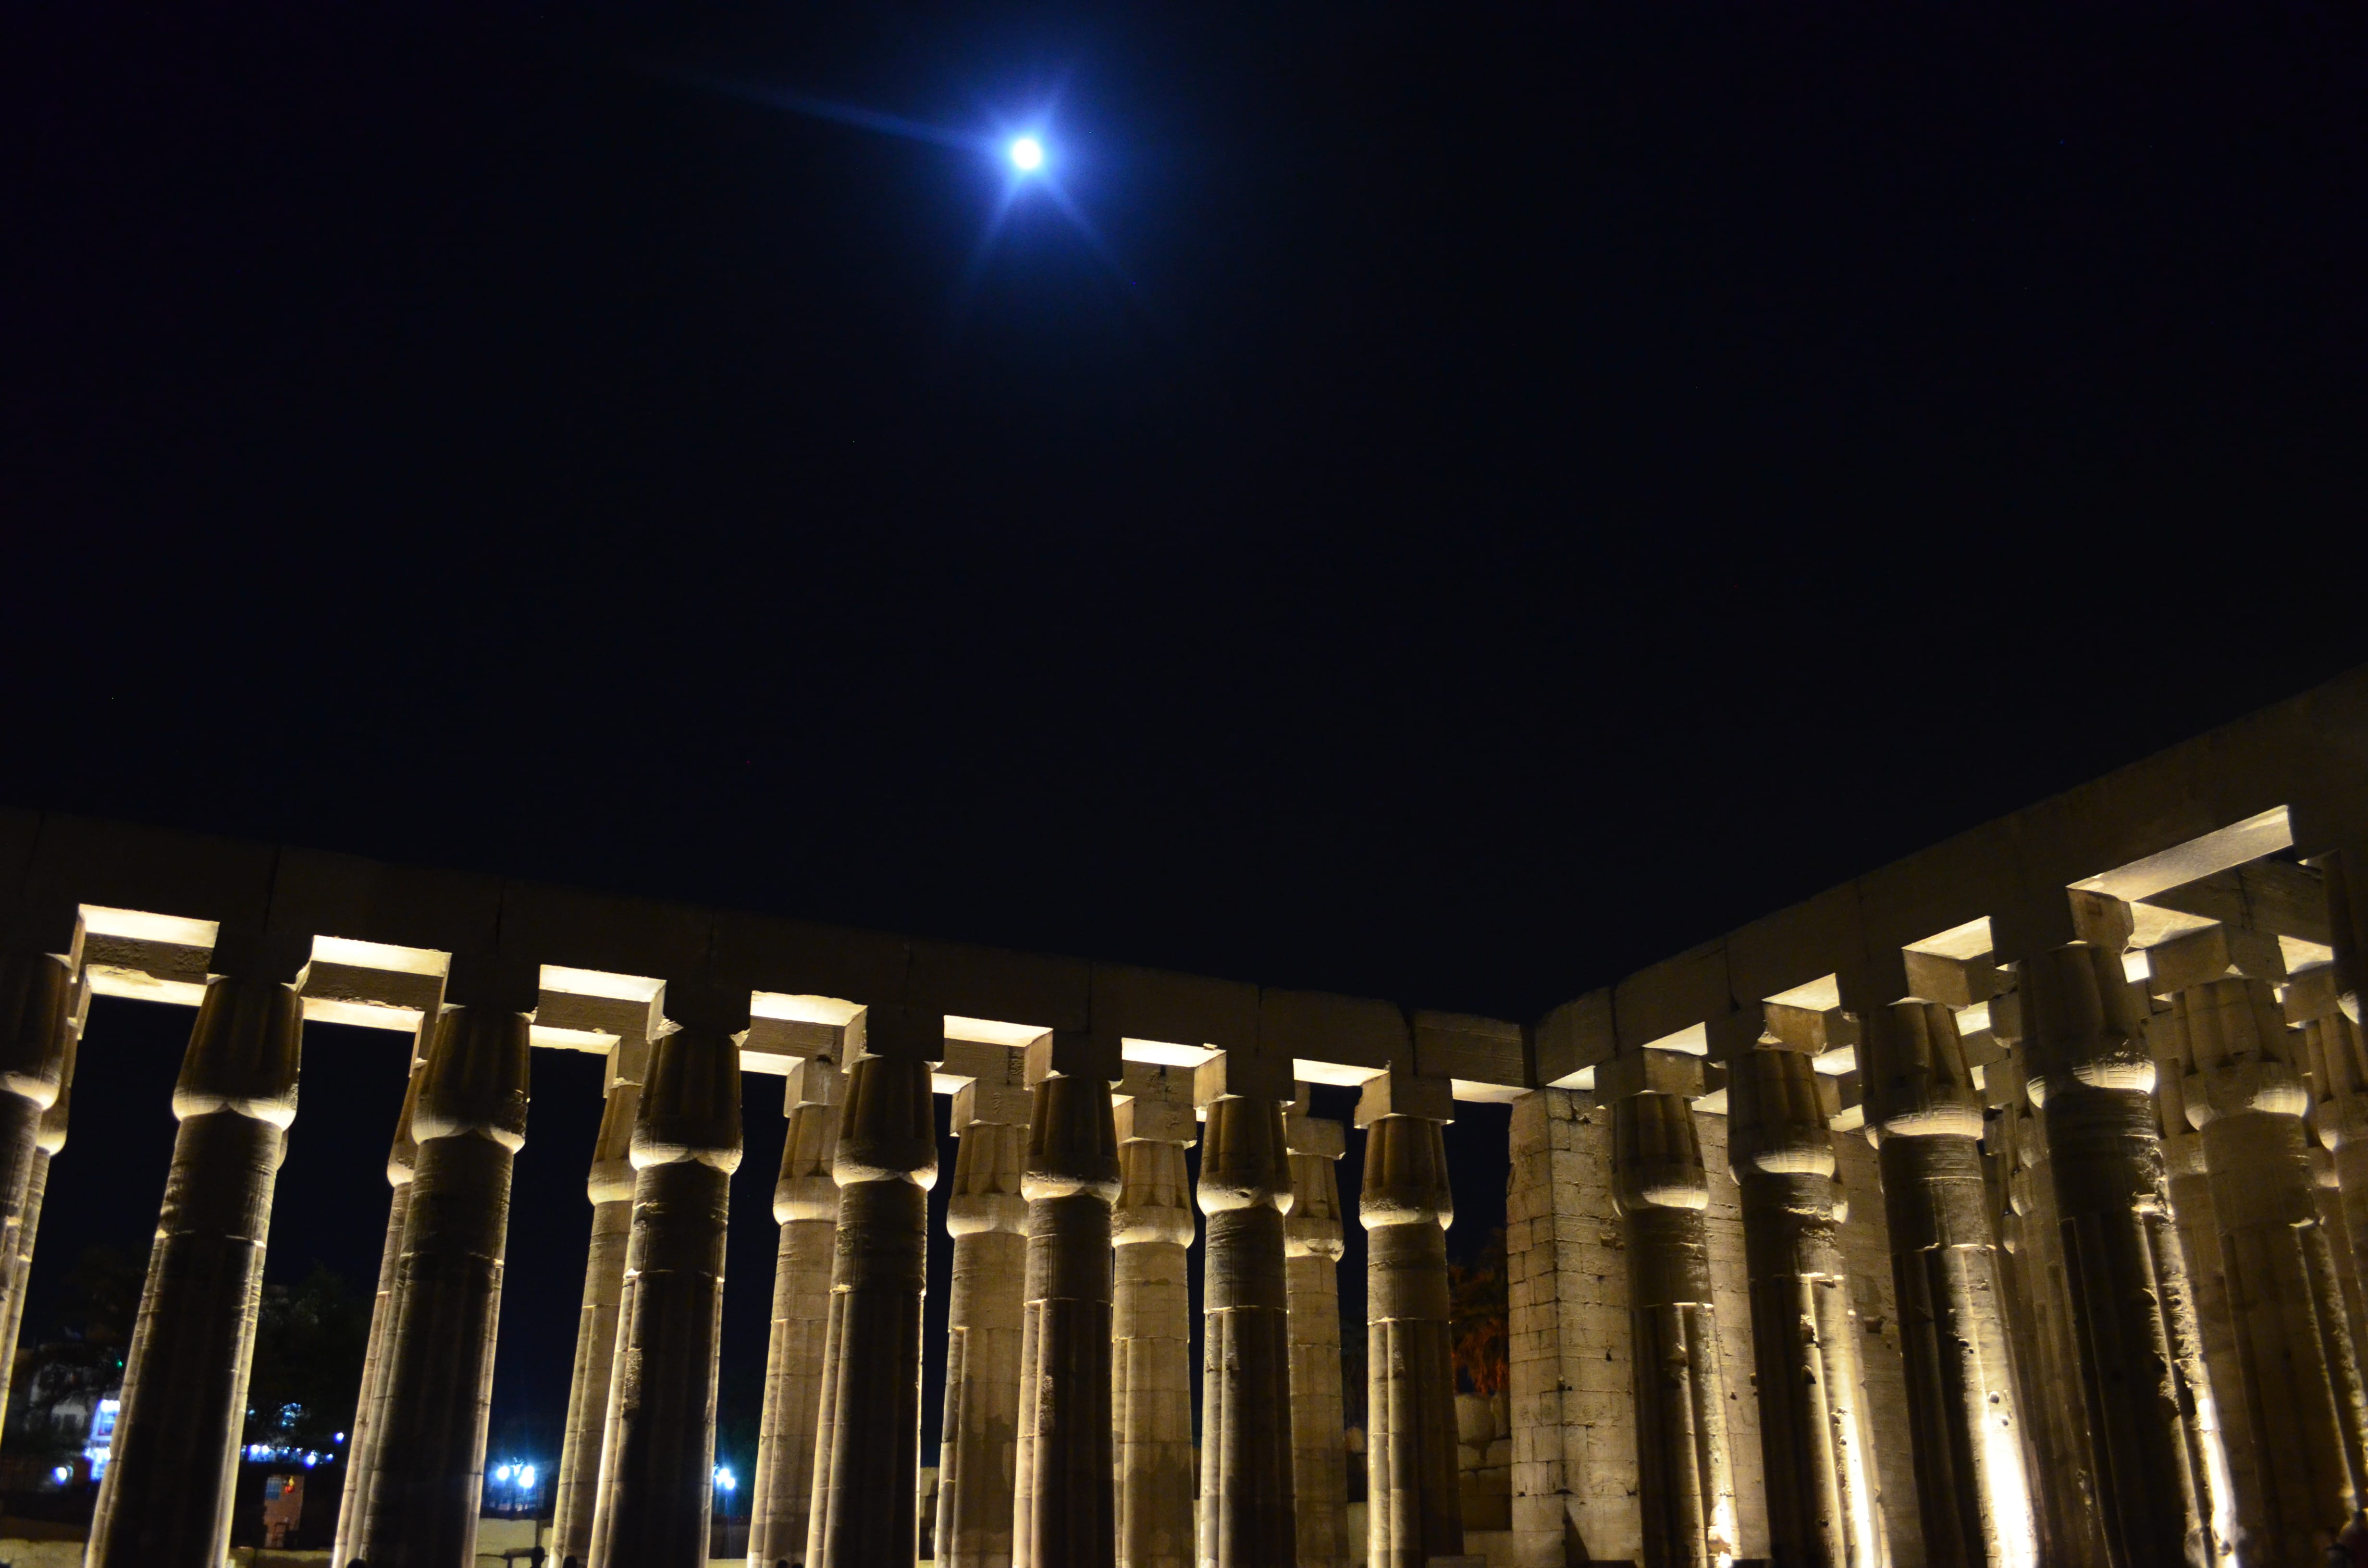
(4, 0, 2365, 1476)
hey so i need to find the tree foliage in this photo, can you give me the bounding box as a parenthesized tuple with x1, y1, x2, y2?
(243, 1264, 370, 1452)
(1448, 1226, 1507, 1396)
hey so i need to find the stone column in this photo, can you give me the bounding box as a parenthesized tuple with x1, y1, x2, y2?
(2018, 920, 2223, 1567)
(1012, 1033, 1121, 1568)
(551, 1062, 644, 1568)
(0, 931, 76, 1420)
(334, 1049, 425, 1566)
(1726, 1040, 1884, 1568)
(2162, 970, 2368, 1562)
(1856, 992, 2035, 1568)
(937, 1045, 1032, 1568)
(1357, 1069, 1463, 1568)
(2307, 1004, 2368, 1377)
(348, 963, 534, 1568)
(1284, 1102, 1351, 1568)
(1603, 1049, 1735, 1568)
(1507, 1084, 1639, 1568)
(1111, 1064, 1197, 1568)
(591, 992, 745, 1568)
(806, 1017, 940, 1568)
(90, 941, 306, 1567)
(749, 1056, 841, 1568)
(0, 994, 78, 1384)
(1195, 1055, 1298, 1568)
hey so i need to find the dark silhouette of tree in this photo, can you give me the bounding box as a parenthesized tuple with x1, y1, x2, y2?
(1448, 1226, 1507, 1396)
(243, 1264, 370, 1453)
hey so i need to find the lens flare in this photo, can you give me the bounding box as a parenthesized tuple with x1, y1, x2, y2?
(1008, 136, 1045, 172)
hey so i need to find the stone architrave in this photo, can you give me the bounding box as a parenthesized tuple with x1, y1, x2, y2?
(334, 1051, 425, 1567)
(551, 1067, 643, 1568)
(1196, 1078, 1298, 1568)
(806, 1026, 940, 1568)
(1726, 1042, 1885, 1568)
(347, 968, 534, 1568)
(1357, 1073, 1463, 1568)
(590, 1002, 744, 1568)
(2021, 931, 2224, 1568)
(1011, 1038, 1121, 1568)
(2164, 974, 2367, 1563)
(1605, 1051, 1736, 1568)
(89, 948, 306, 1567)
(0, 940, 75, 1420)
(1284, 1105, 1351, 1568)
(1858, 995, 2036, 1568)
(1111, 1066, 1198, 1568)
(748, 1057, 842, 1568)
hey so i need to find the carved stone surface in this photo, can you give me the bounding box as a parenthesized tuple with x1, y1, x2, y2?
(1197, 1094, 1297, 1568)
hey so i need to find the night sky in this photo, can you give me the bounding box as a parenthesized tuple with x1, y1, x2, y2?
(5, 0, 2365, 1479)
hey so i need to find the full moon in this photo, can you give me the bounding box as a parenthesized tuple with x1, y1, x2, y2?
(1008, 136, 1045, 172)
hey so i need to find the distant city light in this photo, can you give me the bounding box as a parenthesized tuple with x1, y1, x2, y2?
(333, 1432, 346, 1444)
(51, 1465, 70, 1485)
(1008, 136, 1044, 173)
(518, 1465, 536, 1491)
(493, 1463, 514, 1483)
(715, 1465, 738, 1493)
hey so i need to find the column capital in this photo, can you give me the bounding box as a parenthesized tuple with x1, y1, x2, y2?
(1353, 1065, 1453, 1127)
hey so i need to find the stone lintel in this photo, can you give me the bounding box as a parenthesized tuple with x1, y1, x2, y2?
(1354, 1064, 1455, 1127)
(1260, 987, 1411, 1075)
(1412, 1010, 1524, 1086)
(1194, 1046, 1296, 1105)
(1025, 1026, 1121, 1086)
(1593, 1047, 1703, 1103)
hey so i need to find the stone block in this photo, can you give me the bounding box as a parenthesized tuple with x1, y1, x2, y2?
(1591, 1047, 1702, 1102)
(1194, 1046, 1295, 1104)
(1354, 1065, 1455, 1126)
(1413, 1010, 1525, 1088)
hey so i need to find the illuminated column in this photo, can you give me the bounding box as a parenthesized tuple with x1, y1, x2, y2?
(1284, 1102, 1351, 1568)
(2306, 1001, 2368, 1379)
(748, 1056, 841, 1568)
(806, 1014, 940, 1568)
(89, 937, 306, 1567)
(2017, 910, 2223, 1567)
(1196, 1054, 1298, 1568)
(551, 1057, 644, 1568)
(590, 991, 745, 1568)
(1604, 1048, 1735, 1568)
(0, 921, 76, 1421)
(1726, 1040, 1884, 1568)
(0, 992, 78, 1388)
(1855, 989, 2035, 1568)
(334, 1051, 425, 1566)
(1011, 1033, 1121, 1568)
(2160, 968, 2365, 1563)
(1111, 1064, 1197, 1568)
(1357, 1070, 1463, 1568)
(937, 1047, 1031, 1568)
(349, 960, 534, 1568)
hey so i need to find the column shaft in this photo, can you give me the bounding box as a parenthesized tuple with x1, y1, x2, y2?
(590, 1023, 743, 1568)
(0, 948, 74, 1421)
(750, 1071, 841, 1568)
(1612, 1089, 1735, 1568)
(1863, 999, 2035, 1568)
(1361, 1112, 1462, 1568)
(807, 1050, 938, 1568)
(1111, 1085, 1197, 1568)
(1728, 1046, 1884, 1568)
(1285, 1120, 1350, 1568)
(2025, 942, 2221, 1567)
(939, 1107, 1029, 1568)
(89, 969, 303, 1567)
(349, 998, 532, 1568)
(1198, 1092, 1297, 1568)
(1012, 1068, 1119, 1568)
(334, 1056, 424, 1566)
(2171, 976, 2368, 1563)
(552, 1077, 641, 1568)
(0, 1014, 74, 1393)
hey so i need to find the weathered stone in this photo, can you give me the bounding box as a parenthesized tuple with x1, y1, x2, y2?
(1361, 1111, 1463, 1568)
(1197, 1092, 1297, 1568)
(550, 1074, 641, 1568)
(1611, 1088, 1736, 1568)
(88, 967, 302, 1568)
(1726, 1045, 1884, 1568)
(333, 1050, 424, 1567)
(807, 1050, 938, 1568)
(0, 948, 74, 1423)
(938, 1089, 1029, 1568)
(749, 1063, 841, 1568)
(1012, 1067, 1120, 1568)
(589, 1020, 743, 1568)
(347, 995, 533, 1568)
(1285, 1117, 1351, 1568)
(1113, 1068, 1196, 1568)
